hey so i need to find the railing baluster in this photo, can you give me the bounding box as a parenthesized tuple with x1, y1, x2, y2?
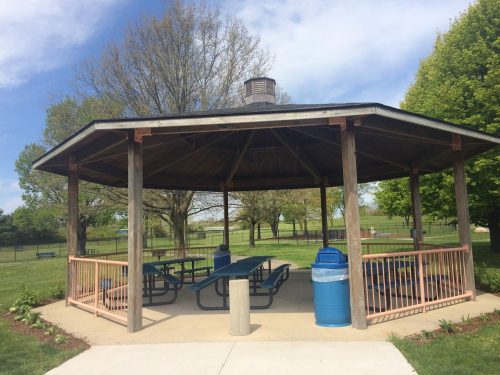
(418, 253, 425, 312)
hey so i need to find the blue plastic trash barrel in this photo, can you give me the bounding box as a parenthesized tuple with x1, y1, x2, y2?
(213, 244, 230, 270)
(311, 247, 351, 327)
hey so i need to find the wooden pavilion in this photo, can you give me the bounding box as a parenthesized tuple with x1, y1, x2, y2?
(33, 78, 500, 332)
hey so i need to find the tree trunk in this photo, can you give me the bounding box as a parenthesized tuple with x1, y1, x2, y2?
(270, 222, 278, 238)
(488, 210, 500, 252)
(77, 218, 87, 256)
(172, 216, 186, 249)
(292, 219, 296, 237)
(257, 223, 261, 240)
(248, 221, 255, 247)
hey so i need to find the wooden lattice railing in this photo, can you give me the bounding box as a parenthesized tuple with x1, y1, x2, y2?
(68, 256, 128, 324)
(363, 246, 472, 320)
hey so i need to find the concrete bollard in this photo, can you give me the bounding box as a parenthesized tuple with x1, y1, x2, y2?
(229, 279, 251, 336)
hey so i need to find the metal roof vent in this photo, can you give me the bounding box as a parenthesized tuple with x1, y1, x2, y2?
(244, 77, 276, 105)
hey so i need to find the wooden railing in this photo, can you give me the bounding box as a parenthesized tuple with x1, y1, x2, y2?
(363, 246, 472, 320)
(86, 246, 216, 269)
(68, 256, 128, 325)
(329, 242, 443, 254)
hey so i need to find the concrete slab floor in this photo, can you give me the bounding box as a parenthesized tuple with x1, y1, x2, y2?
(36, 269, 500, 345)
(46, 341, 416, 375)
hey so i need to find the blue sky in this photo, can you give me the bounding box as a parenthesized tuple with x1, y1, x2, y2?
(0, 0, 472, 213)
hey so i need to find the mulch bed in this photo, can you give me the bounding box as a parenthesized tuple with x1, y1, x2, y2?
(407, 310, 500, 344)
(2, 299, 90, 352)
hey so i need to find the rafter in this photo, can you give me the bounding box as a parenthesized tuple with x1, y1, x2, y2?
(291, 127, 411, 172)
(225, 130, 256, 186)
(270, 129, 321, 182)
(143, 132, 233, 179)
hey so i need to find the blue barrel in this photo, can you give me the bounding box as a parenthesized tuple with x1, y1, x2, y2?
(311, 248, 351, 327)
(213, 244, 230, 270)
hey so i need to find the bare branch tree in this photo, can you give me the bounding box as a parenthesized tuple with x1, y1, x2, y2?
(78, 1, 272, 248)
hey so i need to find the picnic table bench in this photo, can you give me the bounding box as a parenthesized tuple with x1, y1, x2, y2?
(36, 251, 56, 259)
(191, 257, 290, 310)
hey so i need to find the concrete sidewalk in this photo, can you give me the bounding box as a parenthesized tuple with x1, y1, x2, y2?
(46, 341, 416, 375)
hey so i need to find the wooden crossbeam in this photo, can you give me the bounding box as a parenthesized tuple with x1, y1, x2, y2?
(143, 132, 233, 179)
(77, 134, 128, 164)
(291, 127, 410, 172)
(413, 148, 451, 170)
(225, 131, 256, 186)
(270, 129, 321, 182)
(362, 124, 450, 145)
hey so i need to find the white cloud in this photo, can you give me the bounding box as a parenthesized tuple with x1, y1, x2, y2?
(0, 0, 120, 88)
(0, 179, 23, 213)
(227, 0, 471, 106)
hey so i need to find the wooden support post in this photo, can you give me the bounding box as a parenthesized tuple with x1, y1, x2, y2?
(410, 170, 424, 249)
(223, 190, 230, 248)
(66, 155, 78, 306)
(452, 137, 476, 300)
(128, 132, 143, 332)
(320, 181, 328, 248)
(340, 124, 367, 329)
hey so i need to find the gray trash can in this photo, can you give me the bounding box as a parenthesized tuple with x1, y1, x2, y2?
(311, 247, 351, 327)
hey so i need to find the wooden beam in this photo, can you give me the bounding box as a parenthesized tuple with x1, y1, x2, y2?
(328, 116, 347, 127)
(409, 170, 424, 249)
(362, 123, 450, 146)
(77, 133, 127, 164)
(452, 144, 476, 300)
(291, 127, 410, 171)
(225, 131, 256, 186)
(340, 124, 367, 329)
(134, 128, 152, 143)
(127, 133, 143, 332)
(66, 155, 78, 306)
(413, 147, 451, 170)
(223, 189, 230, 247)
(270, 129, 321, 182)
(320, 181, 328, 248)
(143, 132, 233, 179)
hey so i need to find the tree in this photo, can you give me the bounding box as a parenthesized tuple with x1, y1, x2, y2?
(328, 183, 373, 224)
(0, 210, 16, 246)
(16, 97, 122, 254)
(78, 1, 272, 248)
(281, 189, 320, 234)
(11, 206, 61, 244)
(374, 179, 412, 226)
(260, 191, 287, 238)
(401, 0, 499, 251)
(233, 191, 265, 247)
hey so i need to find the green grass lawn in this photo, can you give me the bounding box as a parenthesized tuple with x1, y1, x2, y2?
(392, 320, 500, 375)
(0, 319, 84, 375)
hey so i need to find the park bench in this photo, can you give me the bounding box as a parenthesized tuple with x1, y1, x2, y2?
(175, 266, 212, 284)
(36, 251, 56, 259)
(251, 264, 291, 309)
(104, 272, 182, 308)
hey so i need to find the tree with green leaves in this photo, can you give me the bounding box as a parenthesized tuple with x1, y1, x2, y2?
(233, 191, 265, 247)
(374, 179, 412, 226)
(0, 209, 16, 246)
(16, 97, 122, 254)
(401, 0, 499, 251)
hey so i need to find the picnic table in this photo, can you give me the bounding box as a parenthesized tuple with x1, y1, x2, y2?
(190, 255, 291, 310)
(147, 256, 210, 284)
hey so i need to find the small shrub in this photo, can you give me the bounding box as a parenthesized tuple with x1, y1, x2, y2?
(420, 330, 435, 339)
(45, 327, 56, 336)
(31, 321, 47, 330)
(479, 313, 491, 322)
(50, 283, 65, 300)
(21, 311, 42, 326)
(10, 284, 39, 312)
(474, 264, 500, 293)
(461, 314, 471, 325)
(439, 319, 457, 333)
(54, 334, 68, 344)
